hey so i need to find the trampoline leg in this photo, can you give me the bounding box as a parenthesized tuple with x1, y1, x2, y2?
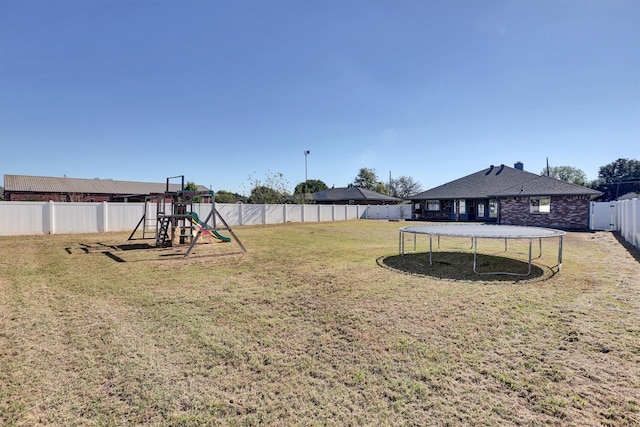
(538, 238, 542, 258)
(429, 236, 433, 266)
(558, 236, 563, 271)
(527, 239, 532, 276)
(473, 238, 478, 273)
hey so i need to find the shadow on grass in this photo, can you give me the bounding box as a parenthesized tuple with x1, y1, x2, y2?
(102, 251, 126, 263)
(114, 243, 156, 251)
(377, 251, 550, 282)
(64, 242, 154, 254)
(612, 232, 640, 264)
(64, 241, 157, 262)
(65, 240, 245, 263)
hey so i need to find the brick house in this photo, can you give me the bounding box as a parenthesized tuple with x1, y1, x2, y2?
(410, 162, 602, 230)
(3, 175, 211, 203)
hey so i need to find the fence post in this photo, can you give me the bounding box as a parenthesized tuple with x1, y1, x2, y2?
(632, 199, 638, 248)
(238, 204, 243, 226)
(618, 200, 629, 242)
(283, 204, 287, 223)
(102, 201, 108, 233)
(48, 200, 55, 234)
(617, 201, 623, 232)
(262, 204, 267, 225)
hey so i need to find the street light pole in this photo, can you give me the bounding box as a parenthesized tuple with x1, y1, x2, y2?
(304, 150, 310, 183)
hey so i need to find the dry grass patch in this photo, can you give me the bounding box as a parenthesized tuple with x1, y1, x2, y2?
(1, 221, 638, 426)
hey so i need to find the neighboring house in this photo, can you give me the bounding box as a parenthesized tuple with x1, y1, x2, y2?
(3, 175, 211, 202)
(0, 185, 4, 200)
(309, 186, 401, 205)
(618, 192, 639, 201)
(410, 162, 602, 230)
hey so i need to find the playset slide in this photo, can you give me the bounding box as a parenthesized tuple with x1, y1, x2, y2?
(188, 212, 231, 242)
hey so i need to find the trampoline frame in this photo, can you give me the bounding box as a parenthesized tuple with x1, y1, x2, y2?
(399, 224, 566, 276)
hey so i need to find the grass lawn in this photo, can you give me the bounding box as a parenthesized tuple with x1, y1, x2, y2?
(1, 220, 638, 426)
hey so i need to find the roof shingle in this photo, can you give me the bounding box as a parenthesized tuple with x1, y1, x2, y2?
(411, 164, 601, 199)
(311, 187, 401, 203)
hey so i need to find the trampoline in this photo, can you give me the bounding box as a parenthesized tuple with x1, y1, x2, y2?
(399, 224, 566, 276)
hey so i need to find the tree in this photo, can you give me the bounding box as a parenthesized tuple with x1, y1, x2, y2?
(246, 171, 291, 204)
(389, 176, 423, 199)
(540, 166, 587, 186)
(293, 179, 328, 195)
(215, 190, 244, 204)
(374, 181, 389, 195)
(352, 168, 379, 191)
(591, 158, 640, 201)
(292, 179, 329, 203)
(249, 186, 285, 204)
(185, 181, 203, 203)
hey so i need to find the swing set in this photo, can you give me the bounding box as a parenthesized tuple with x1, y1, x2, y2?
(128, 175, 246, 256)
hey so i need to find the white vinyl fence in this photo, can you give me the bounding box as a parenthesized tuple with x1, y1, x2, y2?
(591, 199, 640, 249)
(0, 201, 412, 236)
(6, 200, 637, 249)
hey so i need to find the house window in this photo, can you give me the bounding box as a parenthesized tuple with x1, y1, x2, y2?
(488, 199, 498, 218)
(458, 200, 466, 214)
(530, 196, 551, 214)
(478, 203, 485, 218)
(426, 201, 440, 211)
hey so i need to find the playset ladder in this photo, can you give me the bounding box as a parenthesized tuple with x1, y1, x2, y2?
(156, 217, 171, 247)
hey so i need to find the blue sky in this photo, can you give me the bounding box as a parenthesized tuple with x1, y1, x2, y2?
(1, 0, 638, 196)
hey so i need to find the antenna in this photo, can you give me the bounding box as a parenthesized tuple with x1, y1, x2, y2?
(546, 158, 550, 176)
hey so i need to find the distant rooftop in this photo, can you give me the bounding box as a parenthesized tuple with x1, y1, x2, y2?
(4, 175, 209, 196)
(310, 186, 401, 204)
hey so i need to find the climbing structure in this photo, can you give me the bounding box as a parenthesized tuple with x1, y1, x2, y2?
(128, 175, 246, 256)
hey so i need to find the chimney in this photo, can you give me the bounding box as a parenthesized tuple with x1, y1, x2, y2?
(514, 161, 524, 170)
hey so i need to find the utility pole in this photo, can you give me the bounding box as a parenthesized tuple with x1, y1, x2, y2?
(546, 157, 550, 176)
(304, 150, 310, 183)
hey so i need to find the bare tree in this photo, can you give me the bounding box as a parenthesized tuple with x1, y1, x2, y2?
(389, 176, 422, 199)
(246, 171, 291, 204)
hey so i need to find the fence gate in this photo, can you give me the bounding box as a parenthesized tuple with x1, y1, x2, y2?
(591, 201, 617, 231)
